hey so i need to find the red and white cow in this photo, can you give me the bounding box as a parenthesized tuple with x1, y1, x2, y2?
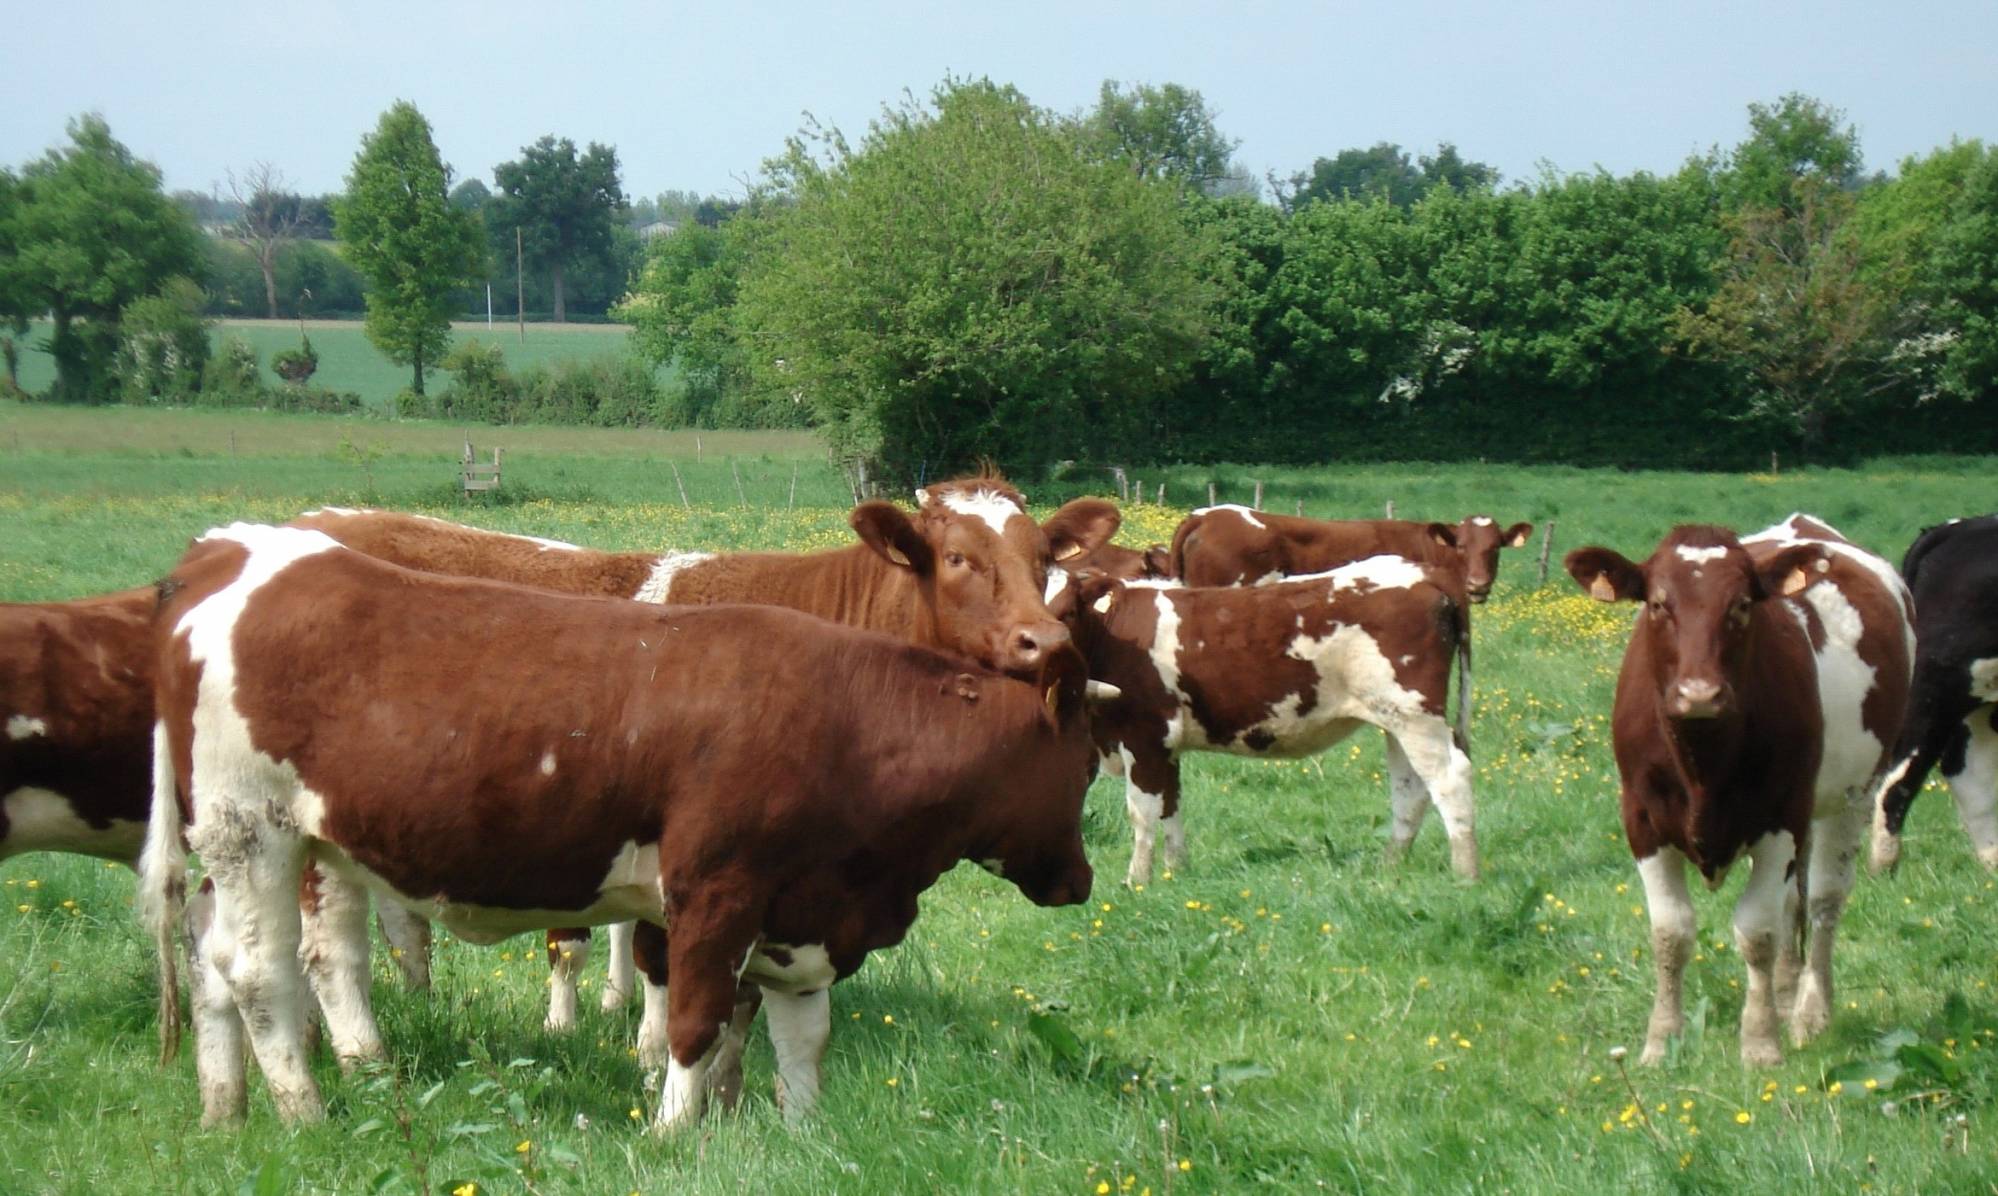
(1869, 515, 1998, 872)
(140, 524, 1096, 1128)
(292, 478, 1118, 1028)
(1566, 515, 1912, 1065)
(1169, 506, 1533, 602)
(2, 589, 156, 867)
(1065, 556, 1479, 885)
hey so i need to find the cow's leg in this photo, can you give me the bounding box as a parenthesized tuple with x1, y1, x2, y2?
(765, 987, 831, 1126)
(544, 928, 591, 1033)
(1384, 717, 1479, 879)
(1734, 829, 1799, 1066)
(1869, 694, 1974, 873)
(375, 901, 432, 992)
(1792, 794, 1865, 1045)
(299, 861, 386, 1070)
(653, 887, 762, 1132)
(1120, 745, 1180, 886)
(1636, 847, 1695, 1065)
(191, 821, 323, 1123)
(632, 920, 671, 1070)
(1381, 731, 1432, 863)
(1947, 708, 1998, 869)
(601, 921, 637, 1012)
(705, 984, 762, 1113)
(185, 882, 247, 1126)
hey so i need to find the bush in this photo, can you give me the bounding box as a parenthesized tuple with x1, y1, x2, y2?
(424, 346, 665, 427)
(198, 336, 267, 407)
(114, 278, 211, 405)
(269, 385, 363, 415)
(271, 336, 319, 384)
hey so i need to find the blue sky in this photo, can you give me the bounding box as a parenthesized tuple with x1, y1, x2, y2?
(4, 0, 1992, 199)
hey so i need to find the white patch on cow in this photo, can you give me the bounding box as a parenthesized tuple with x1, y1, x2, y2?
(1044, 569, 1069, 605)
(656, 1033, 722, 1129)
(1792, 581, 1885, 800)
(404, 511, 580, 552)
(1675, 545, 1729, 564)
(539, 751, 557, 776)
(1969, 658, 1998, 702)
(634, 550, 715, 604)
(1746, 513, 1917, 637)
(6, 714, 49, 740)
(1471, 516, 1494, 527)
(1946, 708, 1998, 868)
(0, 786, 145, 860)
(937, 488, 1026, 537)
(296, 506, 364, 518)
(1235, 623, 1420, 757)
(1252, 570, 1287, 587)
(1193, 503, 1265, 531)
(764, 987, 831, 1124)
(1147, 592, 1192, 750)
(1288, 554, 1429, 595)
(744, 941, 836, 993)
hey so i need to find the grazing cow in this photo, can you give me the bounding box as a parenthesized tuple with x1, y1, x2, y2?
(1566, 515, 1911, 1066)
(1, 588, 156, 866)
(1870, 515, 1998, 872)
(292, 479, 1119, 1027)
(1065, 556, 1478, 885)
(140, 524, 1096, 1128)
(1169, 506, 1533, 602)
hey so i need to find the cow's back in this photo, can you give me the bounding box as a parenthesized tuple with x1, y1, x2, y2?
(290, 508, 657, 599)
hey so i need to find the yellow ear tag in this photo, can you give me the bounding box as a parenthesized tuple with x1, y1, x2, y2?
(1053, 542, 1085, 561)
(1780, 567, 1810, 597)
(1091, 591, 1117, 614)
(1589, 574, 1618, 602)
(884, 545, 912, 567)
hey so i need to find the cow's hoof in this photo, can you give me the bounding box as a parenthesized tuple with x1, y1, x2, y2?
(1449, 838, 1481, 881)
(1867, 830, 1901, 876)
(1739, 1036, 1783, 1068)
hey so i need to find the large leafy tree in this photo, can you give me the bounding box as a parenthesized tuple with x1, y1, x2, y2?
(1087, 80, 1238, 193)
(1929, 147, 1998, 400)
(334, 101, 483, 396)
(10, 115, 202, 401)
(1722, 92, 1863, 213)
(0, 168, 28, 391)
(491, 136, 625, 322)
(736, 78, 1221, 480)
(1279, 142, 1498, 212)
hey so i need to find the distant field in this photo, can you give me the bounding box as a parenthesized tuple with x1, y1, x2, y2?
(9, 318, 659, 408)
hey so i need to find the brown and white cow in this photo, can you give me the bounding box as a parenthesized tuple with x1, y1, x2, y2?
(140, 524, 1096, 1128)
(1169, 506, 1533, 602)
(1065, 556, 1479, 885)
(2, 588, 156, 867)
(1869, 515, 1998, 873)
(1566, 515, 1912, 1066)
(291, 478, 1118, 1027)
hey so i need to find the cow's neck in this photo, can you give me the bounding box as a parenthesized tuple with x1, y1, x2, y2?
(692, 545, 926, 641)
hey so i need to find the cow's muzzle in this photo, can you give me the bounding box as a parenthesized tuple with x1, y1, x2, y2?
(1667, 678, 1728, 719)
(1004, 619, 1072, 674)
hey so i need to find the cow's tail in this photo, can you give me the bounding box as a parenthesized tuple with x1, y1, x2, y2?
(1166, 515, 1201, 582)
(1441, 595, 1472, 756)
(137, 718, 187, 1064)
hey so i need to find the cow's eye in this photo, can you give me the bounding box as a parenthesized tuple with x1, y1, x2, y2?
(945, 551, 967, 569)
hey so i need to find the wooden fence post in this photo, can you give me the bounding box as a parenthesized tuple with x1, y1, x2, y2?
(1295, 499, 1303, 516)
(1208, 482, 1218, 507)
(788, 463, 798, 511)
(1538, 520, 1558, 586)
(1113, 466, 1128, 503)
(730, 458, 748, 508)
(1385, 500, 1395, 519)
(669, 461, 691, 509)
(1252, 479, 1264, 511)
(1157, 482, 1166, 505)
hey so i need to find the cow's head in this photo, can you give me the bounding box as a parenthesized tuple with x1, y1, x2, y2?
(962, 650, 1096, 908)
(1567, 526, 1827, 720)
(1453, 517, 1534, 603)
(850, 478, 1117, 677)
(1055, 539, 1171, 583)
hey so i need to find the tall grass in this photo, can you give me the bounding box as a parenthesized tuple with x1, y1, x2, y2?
(2, 415, 1994, 1193)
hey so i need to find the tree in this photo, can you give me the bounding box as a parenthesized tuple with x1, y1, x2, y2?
(619, 218, 795, 427)
(1723, 92, 1863, 213)
(0, 169, 27, 392)
(224, 162, 305, 319)
(449, 178, 491, 212)
(11, 114, 202, 401)
(333, 101, 482, 396)
(1928, 147, 1998, 400)
(490, 136, 625, 322)
(1088, 80, 1238, 193)
(1279, 142, 1497, 212)
(737, 78, 1222, 479)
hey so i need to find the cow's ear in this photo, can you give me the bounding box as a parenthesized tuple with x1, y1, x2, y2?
(1566, 547, 1645, 603)
(1426, 522, 1459, 549)
(1142, 545, 1172, 579)
(1044, 498, 1121, 563)
(1753, 544, 1830, 601)
(851, 502, 935, 575)
(1072, 570, 1125, 617)
(1504, 522, 1534, 549)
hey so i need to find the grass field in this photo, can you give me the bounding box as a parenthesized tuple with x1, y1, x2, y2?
(9, 319, 652, 409)
(3, 408, 1996, 1194)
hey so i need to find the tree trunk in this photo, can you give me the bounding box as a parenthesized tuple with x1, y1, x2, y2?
(411, 343, 424, 397)
(260, 245, 279, 320)
(50, 310, 75, 400)
(551, 259, 566, 323)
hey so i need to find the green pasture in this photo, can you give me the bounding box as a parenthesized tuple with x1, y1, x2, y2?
(2, 409, 1996, 1193)
(8, 319, 653, 408)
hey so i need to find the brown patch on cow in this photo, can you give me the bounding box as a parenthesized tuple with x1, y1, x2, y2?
(1169, 510, 1531, 603)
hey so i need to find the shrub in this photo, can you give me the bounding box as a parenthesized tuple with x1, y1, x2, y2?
(113, 278, 211, 405)
(272, 335, 319, 384)
(198, 336, 267, 407)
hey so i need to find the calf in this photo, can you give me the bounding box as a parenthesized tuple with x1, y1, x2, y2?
(140, 524, 1096, 1128)
(2, 588, 155, 866)
(1067, 556, 1478, 885)
(1566, 515, 1911, 1066)
(1169, 506, 1533, 602)
(294, 479, 1119, 1026)
(1870, 515, 1998, 872)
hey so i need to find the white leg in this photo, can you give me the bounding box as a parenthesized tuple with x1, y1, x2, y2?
(375, 901, 432, 992)
(601, 922, 637, 1012)
(1382, 730, 1432, 863)
(184, 885, 247, 1127)
(1792, 793, 1865, 1045)
(1950, 710, 1998, 870)
(1122, 748, 1165, 887)
(545, 933, 590, 1033)
(1636, 848, 1695, 1065)
(636, 973, 671, 1070)
(765, 988, 831, 1125)
(192, 825, 323, 1123)
(655, 1035, 721, 1131)
(1734, 830, 1799, 1066)
(1384, 718, 1479, 879)
(705, 992, 759, 1112)
(300, 864, 385, 1069)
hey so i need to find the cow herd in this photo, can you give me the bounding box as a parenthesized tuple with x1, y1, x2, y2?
(2, 480, 1993, 1136)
